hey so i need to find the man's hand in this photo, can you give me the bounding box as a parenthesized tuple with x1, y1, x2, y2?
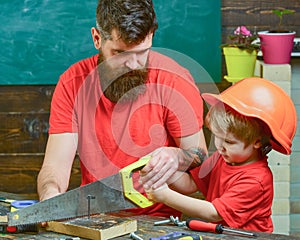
(140, 147, 180, 190)
(38, 187, 61, 202)
(140, 144, 207, 190)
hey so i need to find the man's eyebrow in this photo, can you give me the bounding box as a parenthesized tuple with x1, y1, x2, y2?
(115, 47, 151, 54)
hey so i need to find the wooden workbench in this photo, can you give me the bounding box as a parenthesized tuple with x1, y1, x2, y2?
(1, 192, 299, 240)
(1, 213, 300, 240)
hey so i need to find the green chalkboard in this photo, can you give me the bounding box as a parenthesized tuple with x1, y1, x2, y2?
(152, 0, 221, 83)
(0, 0, 221, 85)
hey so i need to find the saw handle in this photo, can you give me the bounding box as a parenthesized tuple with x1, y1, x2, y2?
(120, 155, 154, 208)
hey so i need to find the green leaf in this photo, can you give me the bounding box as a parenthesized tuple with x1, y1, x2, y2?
(272, 8, 295, 31)
(282, 9, 295, 15)
(272, 9, 295, 17)
(272, 9, 282, 17)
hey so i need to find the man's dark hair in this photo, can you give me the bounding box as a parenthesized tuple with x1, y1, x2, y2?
(96, 0, 158, 44)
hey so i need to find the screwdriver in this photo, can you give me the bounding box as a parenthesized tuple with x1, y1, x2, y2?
(186, 219, 257, 238)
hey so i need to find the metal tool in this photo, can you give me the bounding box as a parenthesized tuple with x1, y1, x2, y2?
(170, 216, 186, 227)
(154, 218, 172, 226)
(154, 216, 186, 227)
(8, 156, 153, 226)
(186, 219, 257, 237)
(130, 231, 144, 240)
(86, 195, 95, 219)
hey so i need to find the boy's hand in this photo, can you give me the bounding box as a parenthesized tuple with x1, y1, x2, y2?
(143, 182, 169, 203)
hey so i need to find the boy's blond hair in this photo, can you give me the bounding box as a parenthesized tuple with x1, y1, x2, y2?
(206, 102, 272, 148)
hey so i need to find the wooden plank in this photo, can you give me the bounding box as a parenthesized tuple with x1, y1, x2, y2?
(0, 112, 49, 153)
(0, 155, 81, 199)
(46, 214, 137, 240)
(221, 0, 300, 43)
(0, 85, 54, 112)
(0, 85, 53, 153)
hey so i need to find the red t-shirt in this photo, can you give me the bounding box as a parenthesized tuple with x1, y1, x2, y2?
(190, 151, 274, 232)
(49, 51, 204, 217)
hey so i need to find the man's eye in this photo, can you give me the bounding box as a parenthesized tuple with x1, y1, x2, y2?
(113, 50, 123, 55)
(137, 49, 149, 55)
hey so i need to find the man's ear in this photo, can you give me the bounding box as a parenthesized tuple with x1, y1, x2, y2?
(147, 31, 154, 40)
(91, 27, 101, 50)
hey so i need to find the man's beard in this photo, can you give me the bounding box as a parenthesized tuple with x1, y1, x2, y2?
(98, 54, 148, 103)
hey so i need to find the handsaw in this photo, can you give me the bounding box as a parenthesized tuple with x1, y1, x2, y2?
(7, 156, 153, 226)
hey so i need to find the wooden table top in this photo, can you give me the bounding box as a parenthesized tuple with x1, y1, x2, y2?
(1, 214, 300, 240)
(0, 191, 299, 240)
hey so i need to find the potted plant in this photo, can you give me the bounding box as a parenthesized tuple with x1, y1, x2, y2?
(221, 26, 260, 83)
(258, 9, 296, 64)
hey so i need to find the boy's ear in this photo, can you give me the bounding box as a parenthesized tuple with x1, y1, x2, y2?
(91, 27, 101, 50)
(253, 139, 262, 149)
(255, 138, 272, 156)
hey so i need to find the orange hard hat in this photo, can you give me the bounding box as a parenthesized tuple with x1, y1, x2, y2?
(202, 77, 297, 155)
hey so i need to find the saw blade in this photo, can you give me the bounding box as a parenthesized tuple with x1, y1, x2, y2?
(8, 173, 136, 226)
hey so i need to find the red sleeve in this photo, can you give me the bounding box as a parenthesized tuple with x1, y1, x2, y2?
(49, 74, 77, 134)
(49, 69, 88, 134)
(49, 55, 98, 134)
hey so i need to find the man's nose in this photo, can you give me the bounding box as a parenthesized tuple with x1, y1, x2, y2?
(125, 54, 141, 70)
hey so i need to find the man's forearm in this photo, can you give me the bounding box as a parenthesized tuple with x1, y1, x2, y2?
(178, 147, 208, 171)
(37, 168, 67, 201)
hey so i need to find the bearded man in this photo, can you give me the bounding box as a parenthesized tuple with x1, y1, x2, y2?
(37, 0, 207, 218)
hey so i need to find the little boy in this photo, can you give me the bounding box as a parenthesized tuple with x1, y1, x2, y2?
(141, 77, 297, 232)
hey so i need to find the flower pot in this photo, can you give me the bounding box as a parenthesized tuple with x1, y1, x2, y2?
(258, 31, 295, 64)
(223, 47, 257, 83)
